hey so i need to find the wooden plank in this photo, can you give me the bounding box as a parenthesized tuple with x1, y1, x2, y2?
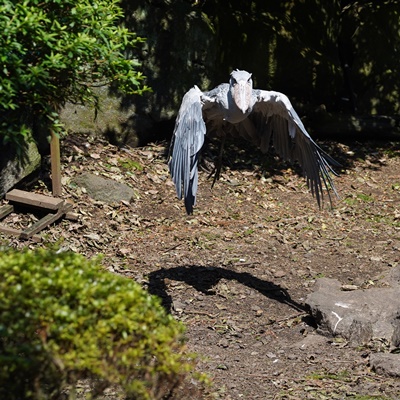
(0, 224, 41, 243)
(0, 193, 73, 241)
(20, 203, 72, 240)
(0, 224, 22, 236)
(6, 189, 63, 210)
(0, 204, 14, 220)
(20, 211, 63, 239)
(50, 131, 62, 197)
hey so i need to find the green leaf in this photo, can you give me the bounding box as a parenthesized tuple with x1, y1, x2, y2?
(0, 0, 150, 154)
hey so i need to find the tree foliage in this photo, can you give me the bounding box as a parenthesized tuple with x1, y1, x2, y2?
(125, 0, 399, 138)
(0, 0, 150, 151)
(0, 248, 202, 399)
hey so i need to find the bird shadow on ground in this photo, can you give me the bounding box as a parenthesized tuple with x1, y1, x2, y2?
(147, 265, 306, 314)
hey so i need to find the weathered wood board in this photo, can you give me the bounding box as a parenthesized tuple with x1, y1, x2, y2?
(0, 190, 75, 241)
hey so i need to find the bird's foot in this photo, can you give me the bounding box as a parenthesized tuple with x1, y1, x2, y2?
(208, 159, 222, 188)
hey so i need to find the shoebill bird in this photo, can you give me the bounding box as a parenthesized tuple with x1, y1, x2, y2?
(169, 70, 339, 214)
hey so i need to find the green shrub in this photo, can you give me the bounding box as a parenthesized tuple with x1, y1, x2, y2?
(0, 248, 199, 399)
(0, 0, 150, 151)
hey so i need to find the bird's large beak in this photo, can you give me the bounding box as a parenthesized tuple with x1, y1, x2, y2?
(234, 80, 251, 114)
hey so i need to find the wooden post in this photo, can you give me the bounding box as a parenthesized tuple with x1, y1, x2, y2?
(50, 131, 62, 197)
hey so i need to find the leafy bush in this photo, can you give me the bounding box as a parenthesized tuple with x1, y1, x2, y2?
(0, 0, 150, 151)
(0, 248, 200, 399)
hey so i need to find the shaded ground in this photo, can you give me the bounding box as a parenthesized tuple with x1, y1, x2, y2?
(1, 133, 400, 399)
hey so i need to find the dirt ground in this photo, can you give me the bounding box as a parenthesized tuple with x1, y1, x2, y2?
(1, 132, 400, 399)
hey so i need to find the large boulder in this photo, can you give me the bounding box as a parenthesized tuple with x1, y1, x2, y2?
(306, 267, 400, 347)
(0, 139, 41, 198)
(60, 86, 142, 147)
(306, 267, 400, 377)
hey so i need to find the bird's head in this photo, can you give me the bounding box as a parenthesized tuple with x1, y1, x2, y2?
(229, 70, 253, 114)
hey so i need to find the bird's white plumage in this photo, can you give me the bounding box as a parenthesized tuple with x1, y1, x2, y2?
(169, 70, 339, 214)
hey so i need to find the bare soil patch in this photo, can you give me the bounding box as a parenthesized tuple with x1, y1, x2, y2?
(2, 133, 400, 399)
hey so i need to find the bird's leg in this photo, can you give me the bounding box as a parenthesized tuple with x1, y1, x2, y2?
(208, 133, 226, 188)
(198, 136, 214, 173)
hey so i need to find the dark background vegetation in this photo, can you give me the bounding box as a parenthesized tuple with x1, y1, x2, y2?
(121, 0, 399, 143)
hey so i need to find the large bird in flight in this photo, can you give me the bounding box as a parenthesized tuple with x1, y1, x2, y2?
(169, 70, 339, 214)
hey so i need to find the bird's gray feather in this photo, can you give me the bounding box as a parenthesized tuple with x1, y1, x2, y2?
(249, 90, 339, 205)
(168, 86, 208, 213)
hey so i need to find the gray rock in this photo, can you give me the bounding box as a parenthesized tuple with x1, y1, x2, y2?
(305, 268, 400, 347)
(370, 353, 400, 377)
(61, 86, 141, 148)
(72, 173, 134, 204)
(291, 333, 328, 351)
(0, 140, 41, 198)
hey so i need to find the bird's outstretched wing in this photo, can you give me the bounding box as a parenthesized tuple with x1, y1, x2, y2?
(249, 90, 340, 206)
(169, 86, 209, 214)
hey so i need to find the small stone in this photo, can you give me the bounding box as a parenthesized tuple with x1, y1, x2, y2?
(84, 233, 101, 241)
(218, 338, 230, 348)
(172, 300, 185, 313)
(273, 270, 286, 278)
(341, 284, 359, 291)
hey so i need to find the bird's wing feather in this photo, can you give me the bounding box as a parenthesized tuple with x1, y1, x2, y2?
(249, 90, 340, 206)
(168, 86, 212, 214)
